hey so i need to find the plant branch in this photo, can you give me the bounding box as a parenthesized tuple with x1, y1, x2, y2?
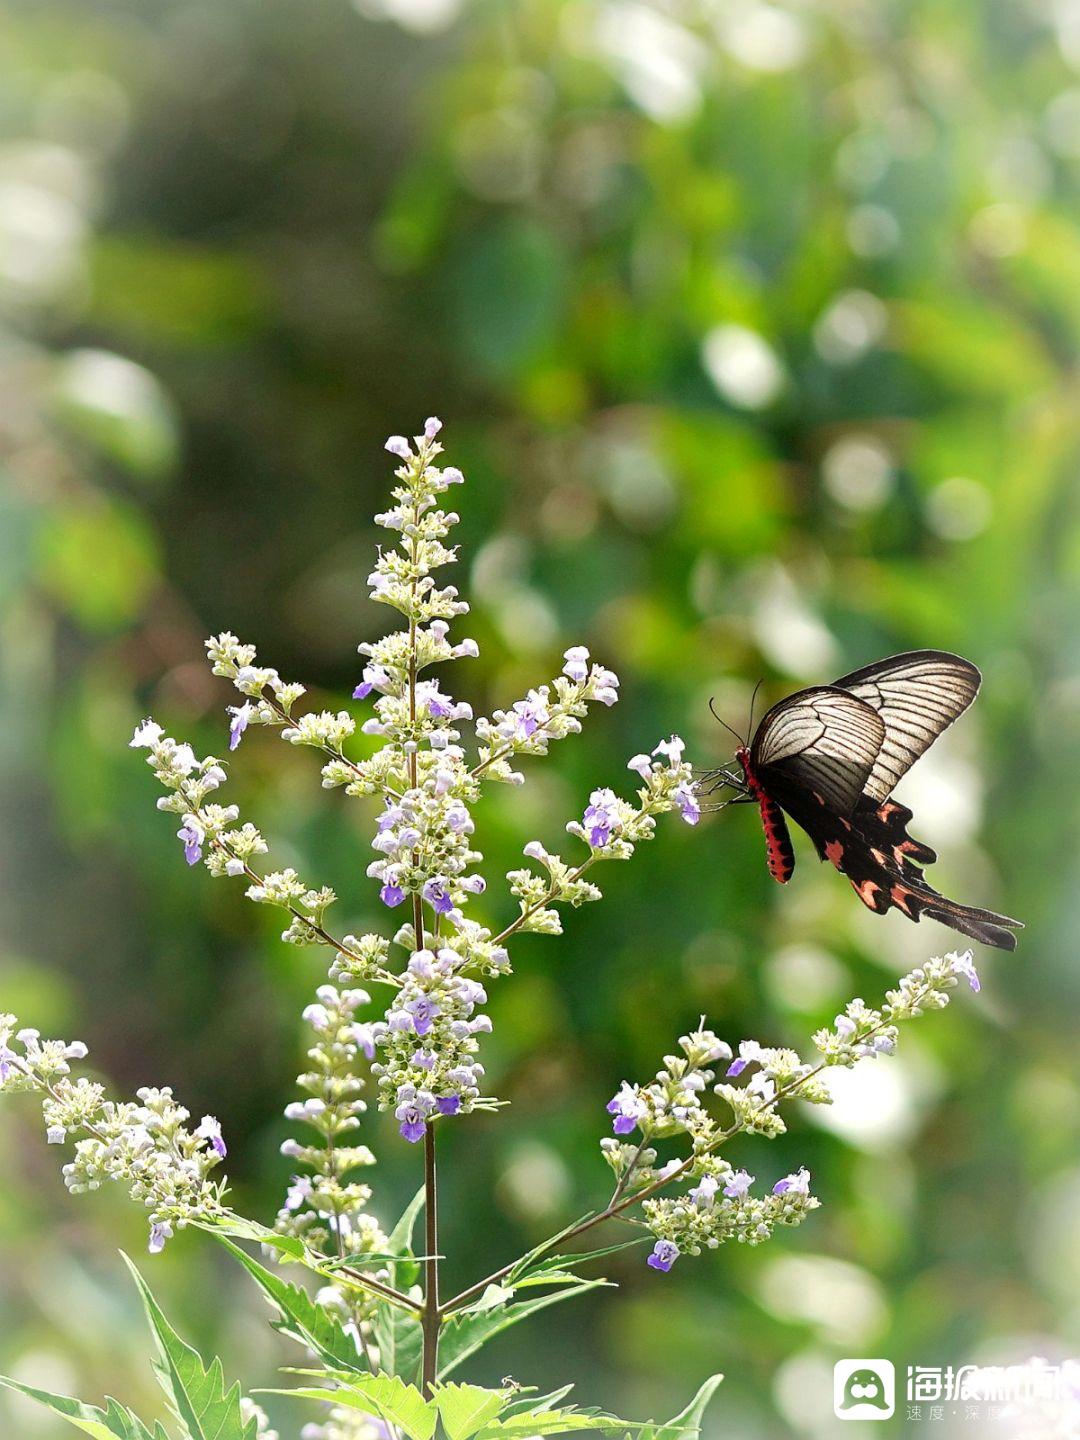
(441, 985, 934, 1314)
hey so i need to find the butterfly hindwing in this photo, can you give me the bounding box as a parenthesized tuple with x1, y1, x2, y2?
(831, 650, 981, 804)
(770, 783, 1022, 951)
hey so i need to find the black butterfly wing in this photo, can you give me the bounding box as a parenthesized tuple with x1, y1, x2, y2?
(831, 650, 981, 804)
(768, 780, 1023, 951)
(751, 686, 886, 818)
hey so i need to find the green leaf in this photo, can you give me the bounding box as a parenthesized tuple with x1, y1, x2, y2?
(198, 1212, 311, 1265)
(0, 1378, 166, 1440)
(121, 1254, 257, 1440)
(372, 1296, 424, 1383)
(477, 1406, 625, 1437)
(508, 1238, 645, 1288)
(438, 1279, 609, 1380)
(433, 1383, 510, 1440)
(216, 1236, 368, 1372)
(501, 1386, 575, 1417)
(388, 1186, 427, 1253)
(640, 1375, 724, 1440)
(273, 1374, 437, 1440)
(385, 1185, 426, 1290)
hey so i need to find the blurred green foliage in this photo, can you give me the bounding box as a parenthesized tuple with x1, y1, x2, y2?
(2, 0, 1080, 1435)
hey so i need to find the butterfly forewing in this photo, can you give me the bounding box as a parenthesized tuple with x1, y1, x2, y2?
(831, 650, 981, 803)
(751, 686, 886, 818)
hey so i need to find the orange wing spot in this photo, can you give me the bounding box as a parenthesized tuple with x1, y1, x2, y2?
(812, 791, 826, 806)
(824, 839, 845, 867)
(851, 877, 883, 910)
(871, 848, 887, 866)
(889, 883, 916, 917)
(840, 817, 852, 831)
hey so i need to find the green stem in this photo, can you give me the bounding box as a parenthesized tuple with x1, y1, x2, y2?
(421, 1121, 440, 1393)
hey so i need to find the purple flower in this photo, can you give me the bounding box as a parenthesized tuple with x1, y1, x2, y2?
(423, 878, 453, 914)
(443, 467, 464, 485)
(723, 1168, 754, 1199)
(228, 702, 252, 751)
(352, 1024, 377, 1060)
(773, 1167, 811, 1197)
(380, 883, 405, 907)
(726, 1040, 762, 1077)
(424, 416, 443, 440)
(563, 646, 590, 684)
(399, 1109, 427, 1143)
(385, 435, 411, 459)
(627, 753, 653, 780)
(949, 950, 981, 993)
(428, 693, 453, 719)
(647, 1240, 679, 1273)
(583, 789, 621, 849)
(512, 696, 547, 737)
(673, 781, 701, 826)
(606, 1081, 647, 1136)
(196, 1114, 227, 1159)
(405, 995, 440, 1036)
(148, 1220, 173, 1255)
(436, 1095, 461, 1115)
(353, 679, 373, 699)
(177, 823, 203, 866)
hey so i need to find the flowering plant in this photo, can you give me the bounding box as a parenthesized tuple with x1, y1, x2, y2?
(1, 420, 986, 1440)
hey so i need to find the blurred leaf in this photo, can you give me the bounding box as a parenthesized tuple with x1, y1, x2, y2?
(36, 498, 159, 631)
(0, 1378, 167, 1440)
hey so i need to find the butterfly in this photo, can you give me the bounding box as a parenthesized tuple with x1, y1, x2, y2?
(705, 651, 1023, 950)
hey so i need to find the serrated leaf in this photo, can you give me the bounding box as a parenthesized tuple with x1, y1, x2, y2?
(0, 1378, 166, 1440)
(639, 1375, 724, 1440)
(216, 1237, 368, 1372)
(432, 1383, 509, 1440)
(477, 1406, 624, 1437)
(373, 1296, 424, 1383)
(121, 1255, 257, 1440)
(438, 1279, 609, 1380)
(501, 1385, 575, 1418)
(272, 1374, 437, 1440)
(199, 1212, 311, 1265)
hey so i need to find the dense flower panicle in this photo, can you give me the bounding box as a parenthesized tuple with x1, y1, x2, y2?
(276, 985, 387, 1260)
(0, 1016, 226, 1253)
(126, 422, 699, 1165)
(605, 951, 984, 1271)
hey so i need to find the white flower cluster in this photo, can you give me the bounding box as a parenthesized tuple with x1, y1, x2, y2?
(302, 1409, 387, 1440)
(605, 951, 983, 1272)
(277, 985, 386, 1262)
(0, 1015, 226, 1254)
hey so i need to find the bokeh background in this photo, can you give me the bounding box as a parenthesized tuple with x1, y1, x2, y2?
(3, 0, 1080, 1435)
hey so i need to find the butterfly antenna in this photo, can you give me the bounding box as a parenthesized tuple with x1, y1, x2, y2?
(708, 695, 745, 747)
(746, 679, 764, 745)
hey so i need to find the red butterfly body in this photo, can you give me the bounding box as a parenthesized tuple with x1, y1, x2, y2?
(716, 652, 1023, 951)
(735, 744, 794, 884)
